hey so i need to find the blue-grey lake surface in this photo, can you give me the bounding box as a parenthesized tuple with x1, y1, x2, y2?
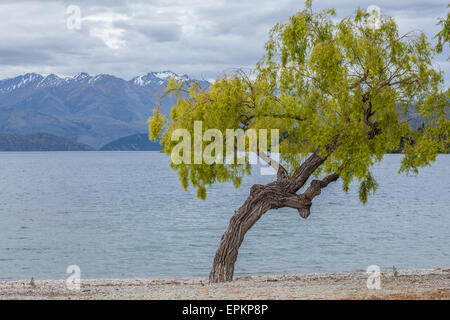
(0, 152, 449, 280)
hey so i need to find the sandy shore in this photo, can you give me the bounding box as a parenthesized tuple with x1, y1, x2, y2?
(0, 268, 448, 300)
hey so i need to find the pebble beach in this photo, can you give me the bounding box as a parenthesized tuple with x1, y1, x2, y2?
(1, 268, 448, 300)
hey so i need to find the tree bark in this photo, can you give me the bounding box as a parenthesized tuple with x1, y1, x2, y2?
(209, 185, 271, 283)
(209, 154, 339, 283)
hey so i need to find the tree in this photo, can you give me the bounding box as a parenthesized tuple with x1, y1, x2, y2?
(149, 2, 449, 283)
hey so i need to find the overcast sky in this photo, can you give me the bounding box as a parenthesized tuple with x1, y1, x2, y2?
(0, 0, 448, 82)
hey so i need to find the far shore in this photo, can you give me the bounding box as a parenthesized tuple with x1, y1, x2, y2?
(0, 268, 449, 300)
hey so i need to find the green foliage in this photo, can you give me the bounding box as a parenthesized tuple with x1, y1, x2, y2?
(29, 277, 36, 289)
(393, 266, 399, 278)
(148, 108, 165, 141)
(358, 172, 378, 204)
(149, 1, 449, 202)
(435, 6, 449, 55)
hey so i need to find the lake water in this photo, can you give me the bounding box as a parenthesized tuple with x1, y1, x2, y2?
(0, 152, 449, 280)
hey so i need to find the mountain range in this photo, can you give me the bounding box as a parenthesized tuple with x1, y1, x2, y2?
(0, 71, 208, 149)
(1, 71, 445, 152)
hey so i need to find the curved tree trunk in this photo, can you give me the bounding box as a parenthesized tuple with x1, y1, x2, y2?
(208, 152, 339, 283)
(209, 186, 271, 283)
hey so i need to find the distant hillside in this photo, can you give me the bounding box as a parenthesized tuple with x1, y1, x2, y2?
(0, 132, 94, 151)
(0, 71, 209, 148)
(100, 133, 162, 151)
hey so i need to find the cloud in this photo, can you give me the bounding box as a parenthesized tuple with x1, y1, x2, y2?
(0, 0, 448, 83)
(89, 27, 126, 49)
(0, 49, 53, 65)
(136, 23, 182, 42)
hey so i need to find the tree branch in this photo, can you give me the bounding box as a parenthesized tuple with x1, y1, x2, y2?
(287, 135, 339, 193)
(303, 173, 339, 201)
(287, 152, 327, 193)
(273, 173, 339, 219)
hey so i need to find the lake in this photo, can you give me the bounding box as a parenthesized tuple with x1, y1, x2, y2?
(0, 152, 449, 280)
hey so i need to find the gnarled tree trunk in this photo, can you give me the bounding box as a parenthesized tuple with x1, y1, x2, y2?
(208, 190, 270, 283)
(209, 152, 339, 283)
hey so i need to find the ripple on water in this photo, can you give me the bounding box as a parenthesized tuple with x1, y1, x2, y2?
(0, 152, 448, 280)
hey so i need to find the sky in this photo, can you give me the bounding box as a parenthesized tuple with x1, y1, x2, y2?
(0, 0, 448, 82)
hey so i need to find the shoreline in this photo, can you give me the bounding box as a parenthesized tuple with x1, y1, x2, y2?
(0, 268, 449, 300)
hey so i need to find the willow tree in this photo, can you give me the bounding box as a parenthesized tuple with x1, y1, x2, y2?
(149, 2, 449, 283)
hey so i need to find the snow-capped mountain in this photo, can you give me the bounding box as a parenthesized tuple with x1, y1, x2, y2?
(131, 70, 190, 86)
(38, 74, 65, 88)
(71, 72, 91, 83)
(0, 70, 193, 92)
(0, 71, 208, 148)
(0, 73, 44, 93)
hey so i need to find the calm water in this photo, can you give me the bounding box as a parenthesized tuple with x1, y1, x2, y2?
(0, 152, 449, 280)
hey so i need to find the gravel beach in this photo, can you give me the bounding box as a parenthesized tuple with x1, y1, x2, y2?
(1, 268, 448, 300)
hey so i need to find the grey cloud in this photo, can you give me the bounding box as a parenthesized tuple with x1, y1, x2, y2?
(0, 0, 447, 83)
(138, 23, 182, 42)
(0, 49, 53, 65)
(114, 20, 183, 42)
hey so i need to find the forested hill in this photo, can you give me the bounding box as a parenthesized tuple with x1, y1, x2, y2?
(0, 132, 94, 151)
(100, 133, 162, 151)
